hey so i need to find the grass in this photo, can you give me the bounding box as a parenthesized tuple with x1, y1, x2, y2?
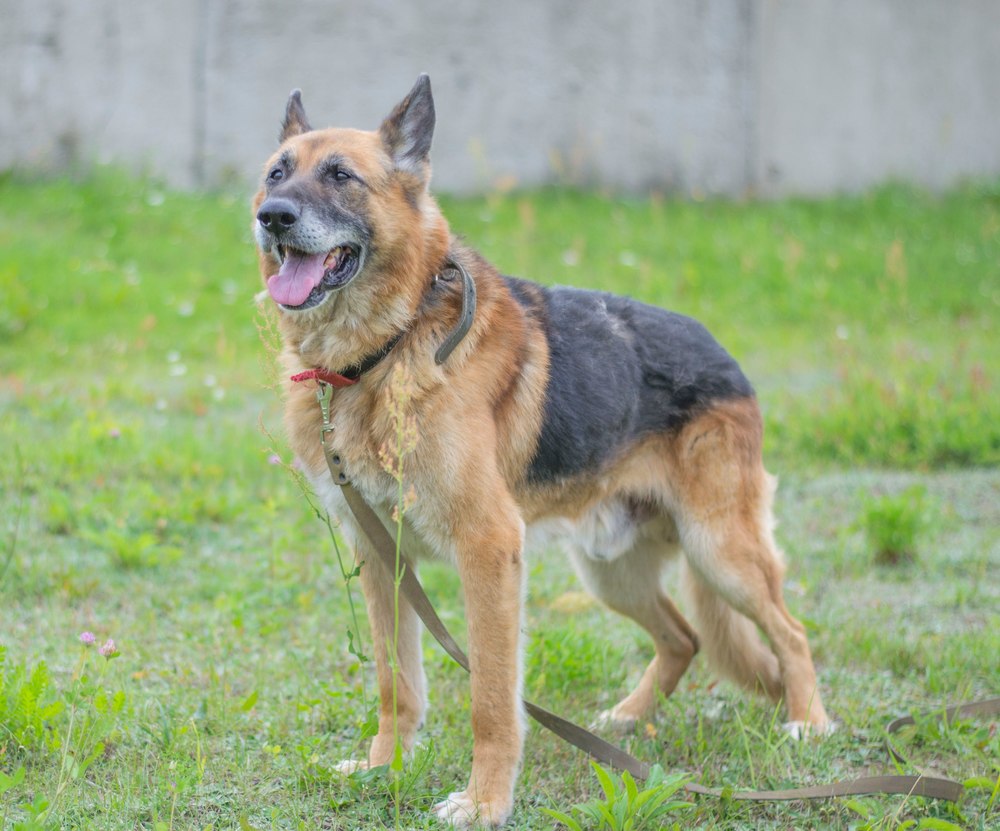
(0, 169, 998, 829)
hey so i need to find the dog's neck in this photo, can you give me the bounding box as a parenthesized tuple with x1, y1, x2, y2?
(281, 225, 457, 382)
(328, 330, 406, 383)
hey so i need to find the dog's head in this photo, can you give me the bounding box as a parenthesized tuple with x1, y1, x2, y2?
(254, 75, 444, 316)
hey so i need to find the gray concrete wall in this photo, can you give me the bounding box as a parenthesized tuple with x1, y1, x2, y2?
(1, 0, 998, 196)
(754, 0, 1000, 195)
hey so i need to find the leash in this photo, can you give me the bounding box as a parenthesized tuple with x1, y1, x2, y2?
(318, 452, 970, 803)
(885, 697, 1000, 766)
(291, 255, 994, 805)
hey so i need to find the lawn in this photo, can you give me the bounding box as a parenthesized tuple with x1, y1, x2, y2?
(1, 171, 998, 830)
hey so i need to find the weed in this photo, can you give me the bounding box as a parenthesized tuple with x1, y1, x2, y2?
(41, 492, 76, 536)
(845, 795, 967, 831)
(0, 635, 127, 828)
(45, 635, 126, 822)
(379, 363, 421, 829)
(4, 791, 54, 831)
(276, 435, 372, 713)
(0, 646, 64, 754)
(860, 485, 930, 565)
(86, 528, 175, 571)
(542, 761, 693, 831)
(0, 765, 27, 829)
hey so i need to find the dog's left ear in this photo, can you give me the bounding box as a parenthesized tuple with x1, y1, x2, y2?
(280, 89, 312, 142)
(379, 74, 435, 177)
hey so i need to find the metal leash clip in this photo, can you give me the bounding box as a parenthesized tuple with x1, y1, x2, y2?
(316, 381, 349, 485)
(316, 381, 335, 448)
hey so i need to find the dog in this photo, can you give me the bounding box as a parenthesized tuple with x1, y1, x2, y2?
(252, 75, 830, 828)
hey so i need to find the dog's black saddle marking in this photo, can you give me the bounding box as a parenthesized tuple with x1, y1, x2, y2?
(504, 278, 754, 485)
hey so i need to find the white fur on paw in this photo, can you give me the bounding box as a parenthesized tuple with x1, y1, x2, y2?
(783, 720, 837, 740)
(592, 707, 638, 734)
(433, 792, 479, 828)
(334, 759, 367, 775)
(433, 791, 510, 828)
(783, 720, 805, 740)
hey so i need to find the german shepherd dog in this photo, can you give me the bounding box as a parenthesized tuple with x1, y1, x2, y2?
(253, 75, 830, 827)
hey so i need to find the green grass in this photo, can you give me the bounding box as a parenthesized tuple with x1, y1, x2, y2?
(1, 170, 998, 830)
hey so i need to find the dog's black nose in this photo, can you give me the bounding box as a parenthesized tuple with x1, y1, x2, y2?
(257, 197, 300, 233)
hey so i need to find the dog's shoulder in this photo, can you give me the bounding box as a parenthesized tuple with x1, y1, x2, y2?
(501, 276, 754, 484)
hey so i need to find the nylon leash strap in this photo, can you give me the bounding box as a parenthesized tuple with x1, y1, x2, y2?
(316, 404, 978, 803)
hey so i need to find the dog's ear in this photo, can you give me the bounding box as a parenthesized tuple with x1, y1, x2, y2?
(379, 74, 435, 176)
(280, 89, 312, 142)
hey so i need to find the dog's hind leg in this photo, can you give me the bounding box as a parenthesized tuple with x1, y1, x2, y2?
(669, 399, 830, 734)
(568, 514, 699, 730)
(680, 560, 782, 699)
(680, 523, 829, 733)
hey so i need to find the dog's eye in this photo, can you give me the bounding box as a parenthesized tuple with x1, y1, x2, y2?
(330, 166, 352, 183)
(268, 167, 284, 182)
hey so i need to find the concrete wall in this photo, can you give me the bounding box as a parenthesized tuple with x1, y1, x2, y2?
(1, 0, 997, 196)
(755, 0, 1000, 194)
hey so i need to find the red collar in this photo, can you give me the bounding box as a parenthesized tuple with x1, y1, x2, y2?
(289, 331, 405, 388)
(290, 368, 357, 388)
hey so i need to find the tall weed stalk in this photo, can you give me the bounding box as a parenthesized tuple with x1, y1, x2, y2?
(379, 364, 420, 830)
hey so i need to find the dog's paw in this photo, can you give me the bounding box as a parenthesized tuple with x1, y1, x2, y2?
(782, 719, 837, 740)
(335, 741, 423, 777)
(591, 706, 639, 734)
(433, 791, 511, 828)
(333, 759, 368, 775)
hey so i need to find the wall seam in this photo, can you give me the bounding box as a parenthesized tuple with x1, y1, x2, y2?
(192, 0, 210, 183)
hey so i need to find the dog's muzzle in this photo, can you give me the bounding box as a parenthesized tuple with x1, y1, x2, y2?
(257, 197, 364, 310)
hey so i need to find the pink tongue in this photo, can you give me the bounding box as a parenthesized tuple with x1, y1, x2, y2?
(267, 251, 328, 306)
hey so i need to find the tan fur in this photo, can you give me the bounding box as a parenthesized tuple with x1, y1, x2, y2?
(254, 85, 828, 828)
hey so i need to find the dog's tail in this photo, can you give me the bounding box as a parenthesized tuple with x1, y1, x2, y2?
(681, 563, 783, 700)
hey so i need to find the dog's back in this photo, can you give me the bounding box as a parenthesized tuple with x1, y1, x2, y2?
(504, 277, 755, 485)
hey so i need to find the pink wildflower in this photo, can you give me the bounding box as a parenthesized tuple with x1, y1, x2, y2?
(79, 631, 96, 645)
(99, 638, 119, 659)
(267, 453, 281, 465)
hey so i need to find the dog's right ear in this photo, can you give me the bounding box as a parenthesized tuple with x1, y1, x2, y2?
(280, 89, 312, 142)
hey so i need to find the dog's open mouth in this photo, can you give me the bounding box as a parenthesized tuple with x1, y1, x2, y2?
(267, 245, 361, 310)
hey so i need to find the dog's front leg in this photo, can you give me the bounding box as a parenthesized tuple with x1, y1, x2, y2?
(434, 504, 525, 828)
(337, 537, 427, 773)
